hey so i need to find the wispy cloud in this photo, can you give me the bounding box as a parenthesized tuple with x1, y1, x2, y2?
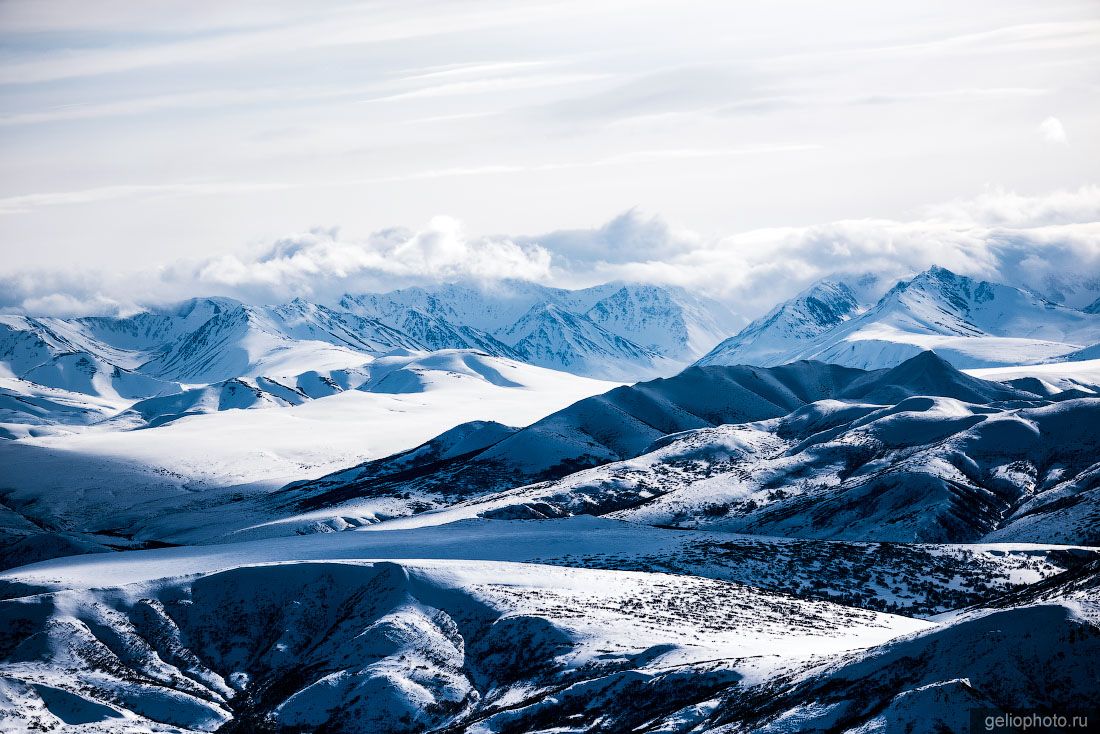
(0, 143, 821, 215)
(0, 181, 298, 215)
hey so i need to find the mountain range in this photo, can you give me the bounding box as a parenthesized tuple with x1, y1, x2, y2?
(2, 267, 1100, 732)
(203, 351, 1094, 547)
(699, 265, 1100, 369)
(4, 267, 1100, 434)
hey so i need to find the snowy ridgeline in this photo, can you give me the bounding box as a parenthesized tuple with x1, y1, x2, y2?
(0, 281, 738, 396)
(3, 266, 1100, 433)
(1, 270, 1100, 732)
(697, 265, 1100, 370)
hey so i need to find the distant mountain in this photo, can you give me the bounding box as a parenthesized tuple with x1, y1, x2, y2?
(6, 269, 1099, 424)
(0, 315, 96, 378)
(577, 282, 737, 357)
(696, 280, 863, 367)
(338, 291, 520, 358)
(139, 305, 363, 383)
(341, 280, 739, 380)
(69, 297, 241, 355)
(0, 316, 180, 400)
(1, 281, 738, 410)
(698, 266, 1100, 370)
(497, 302, 669, 380)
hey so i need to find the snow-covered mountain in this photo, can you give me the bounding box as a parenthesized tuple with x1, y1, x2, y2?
(255, 353, 1066, 539)
(3, 271, 1100, 733)
(139, 301, 418, 383)
(697, 280, 864, 367)
(266, 359, 876, 524)
(0, 281, 736, 411)
(698, 266, 1100, 370)
(496, 302, 671, 380)
(341, 280, 738, 380)
(374, 352, 1097, 546)
(338, 290, 520, 358)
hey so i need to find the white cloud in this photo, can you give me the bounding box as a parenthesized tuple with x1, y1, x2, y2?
(2, 185, 1098, 318)
(1038, 115, 1068, 144)
(923, 184, 1100, 227)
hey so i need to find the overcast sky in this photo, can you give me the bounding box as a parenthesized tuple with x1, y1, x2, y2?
(1, 0, 1098, 316)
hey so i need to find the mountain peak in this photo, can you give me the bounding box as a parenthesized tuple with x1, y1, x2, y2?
(165, 296, 243, 319)
(695, 277, 862, 367)
(843, 349, 1027, 404)
(877, 348, 955, 378)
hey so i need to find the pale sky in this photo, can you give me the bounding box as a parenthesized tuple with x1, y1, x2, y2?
(1, 0, 1098, 315)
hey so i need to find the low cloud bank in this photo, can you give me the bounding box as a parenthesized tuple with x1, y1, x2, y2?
(3, 185, 1098, 319)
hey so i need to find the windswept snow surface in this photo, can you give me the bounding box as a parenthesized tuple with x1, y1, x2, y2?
(0, 355, 618, 536)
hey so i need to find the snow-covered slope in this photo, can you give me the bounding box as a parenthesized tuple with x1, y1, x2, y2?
(0, 554, 927, 732)
(708, 570, 1100, 733)
(1, 518, 1094, 732)
(967, 358, 1100, 393)
(698, 266, 1100, 370)
(268, 352, 1047, 532)
(0, 315, 131, 378)
(0, 377, 130, 438)
(58, 297, 241, 358)
(580, 282, 736, 357)
(114, 350, 579, 427)
(22, 352, 179, 402)
(0, 356, 619, 543)
(268, 360, 874, 526)
(339, 291, 520, 358)
(697, 280, 863, 367)
(392, 361, 1096, 544)
(6, 515, 1086, 615)
(138, 303, 393, 383)
(1, 332, 1097, 733)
